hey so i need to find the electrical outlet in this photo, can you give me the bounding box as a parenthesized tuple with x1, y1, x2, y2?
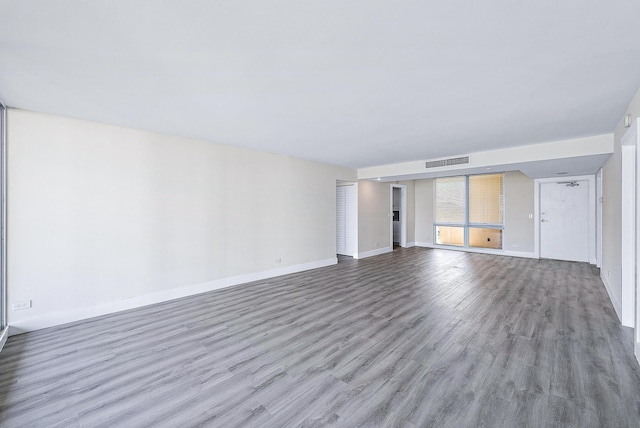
(375, 242, 380, 247)
(275, 258, 282, 264)
(12, 300, 31, 311)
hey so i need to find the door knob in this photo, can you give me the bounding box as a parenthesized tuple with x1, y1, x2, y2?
(541, 219, 548, 222)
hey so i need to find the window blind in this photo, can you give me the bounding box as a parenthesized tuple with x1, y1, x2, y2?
(435, 176, 466, 224)
(468, 174, 503, 225)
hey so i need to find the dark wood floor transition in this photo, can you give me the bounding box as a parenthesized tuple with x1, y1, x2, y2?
(1, 248, 639, 427)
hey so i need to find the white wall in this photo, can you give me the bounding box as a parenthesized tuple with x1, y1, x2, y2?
(601, 84, 640, 318)
(7, 109, 355, 332)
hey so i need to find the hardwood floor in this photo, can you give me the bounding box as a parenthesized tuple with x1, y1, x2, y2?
(1, 248, 639, 427)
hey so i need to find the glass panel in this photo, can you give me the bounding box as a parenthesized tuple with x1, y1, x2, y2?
(469, 174, 503, 225)
(435, 226, 465, 246)
(435, 176, 466, 223)
(469, 227, 502, 249)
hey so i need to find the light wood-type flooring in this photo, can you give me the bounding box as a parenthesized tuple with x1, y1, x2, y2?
(1, 248, 639, 427)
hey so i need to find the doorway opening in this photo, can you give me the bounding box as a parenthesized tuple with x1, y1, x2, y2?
(390, 184, 407, 249)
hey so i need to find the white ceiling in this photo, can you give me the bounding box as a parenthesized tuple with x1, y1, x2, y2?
(1, 1, 639, 169)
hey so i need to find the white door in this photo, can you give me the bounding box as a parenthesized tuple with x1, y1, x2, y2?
(540, 181, 590, 262)
(336, 185, 356, 257)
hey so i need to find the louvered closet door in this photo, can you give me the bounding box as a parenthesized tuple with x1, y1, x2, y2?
(336, 185, 356, 257)
(344, 185, 356, 256)
(336, 187, 346, 255)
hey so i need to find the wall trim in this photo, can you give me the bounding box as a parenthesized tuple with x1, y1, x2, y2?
(415, 242, 537, 259)
(8, 257, 337, 335)
(405, 242, 416, 248)
(0, 326, 8, 353)
(355, 247, 393, 259)
(501, 250, 539, 259)
(601, 270, 623, 324)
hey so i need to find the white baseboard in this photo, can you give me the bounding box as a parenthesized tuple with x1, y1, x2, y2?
(404, 242, 416, 248)
(0, 326, 8, 353)
(502, 250, 539, 259)
(601, 271, 623, 324)
(414, 242, 537, 259)
(8, 258, 337, 335)
(355, 246, 393, 259)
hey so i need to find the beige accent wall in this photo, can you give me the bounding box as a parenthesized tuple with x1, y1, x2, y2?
(503, 171, 535, 253)
(601, 84, 640, 312)
(357, 180, 391, 253)
(415, 178, 434, 244)
(7, 109, 355, 328)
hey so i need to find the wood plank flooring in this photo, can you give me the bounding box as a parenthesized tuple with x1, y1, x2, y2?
(1, 248, 639, 427)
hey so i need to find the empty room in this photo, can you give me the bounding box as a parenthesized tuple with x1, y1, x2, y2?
(1, 1, 640, 427)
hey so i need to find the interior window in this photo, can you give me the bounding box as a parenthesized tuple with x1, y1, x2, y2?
(434, 173, 504, 249)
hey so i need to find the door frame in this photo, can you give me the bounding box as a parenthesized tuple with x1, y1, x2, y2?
(596, 168, 603, 269)
(621, 125, 636, 328)
(390, 184, 407, 248)
(534, 174, 596, 263)
(0, 102, 6, 335)
(621, 120, 640, 363)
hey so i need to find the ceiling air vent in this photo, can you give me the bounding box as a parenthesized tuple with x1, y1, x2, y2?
(425, 156, 470, 169)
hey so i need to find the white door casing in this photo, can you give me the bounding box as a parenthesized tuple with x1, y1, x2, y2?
(596, 169, 603, 269)
(621, 118, 640, 361)
(622, 132, 636, 328)
(390, 184, 407, 248)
